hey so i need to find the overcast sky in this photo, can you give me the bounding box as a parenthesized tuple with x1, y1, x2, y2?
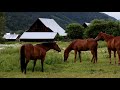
(102, 12, 120, 20)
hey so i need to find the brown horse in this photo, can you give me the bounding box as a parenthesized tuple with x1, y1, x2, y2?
(64, 39, 98, 63)
(20, 42, 61, 74)
(95, 32, 120, 65)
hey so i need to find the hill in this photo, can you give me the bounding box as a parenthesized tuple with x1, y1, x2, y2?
(5, 12, 117, 33)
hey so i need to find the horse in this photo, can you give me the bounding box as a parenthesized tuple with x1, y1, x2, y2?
(20, 42, 61, 74)
(95, 32, 120, 65)
(64, 38, 98, 63)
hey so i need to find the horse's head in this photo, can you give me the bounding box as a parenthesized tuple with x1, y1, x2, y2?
(95, 32, 104, 41)
(52, 42, 61, 52)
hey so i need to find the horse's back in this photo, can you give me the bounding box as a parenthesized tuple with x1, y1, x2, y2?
(73, 39, 87, 48)
(73, 39, 97, 50)
(87, 38, 98, 46)
(78, 38, 97, 46)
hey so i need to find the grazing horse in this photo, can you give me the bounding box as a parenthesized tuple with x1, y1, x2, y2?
(95, 32, 120, 65)
(20, 42, 61, 74)
(64, 39, 98, 63)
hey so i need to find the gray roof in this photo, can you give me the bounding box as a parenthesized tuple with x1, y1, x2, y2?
(3, 33, 19, 39)
(39, 18, 67, 36)
(19, 32, 57, 39)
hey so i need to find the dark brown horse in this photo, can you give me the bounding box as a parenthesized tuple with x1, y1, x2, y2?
(64, 39, 98, 63)
(20, 42, 61, 74)
(95, 32, 120, 65)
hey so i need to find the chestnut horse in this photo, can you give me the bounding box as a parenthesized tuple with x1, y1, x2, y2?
(95, 32, 120, 65)
(20, 42, 61, 74)
(64, 39, 98, 63)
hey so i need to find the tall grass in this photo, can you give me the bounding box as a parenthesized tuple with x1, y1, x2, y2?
(97, 40, 107, 48)
(0, 41, 120, 78)
(0, 47, 20, 72)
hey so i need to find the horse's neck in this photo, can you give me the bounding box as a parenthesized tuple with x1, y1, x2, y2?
(65, 45, 72, 54)
(38, 45, 50, 51)
(41, 43, 53, 51)
(103, 34, 114, 42)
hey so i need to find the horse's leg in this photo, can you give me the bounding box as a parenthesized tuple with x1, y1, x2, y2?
(24, 59, 29, 74)
(32, 60, 37, 72)
(91, 56, 94, 62)
(114, 50, 116, 64)
(74, 50, 77, 63)
(41, 58, 45, 72)
(108, 48, 111, 64)
(90, 50, 95, 63)
(41, 61, 43, 72)
(117, 49, 120, 65)
(94, 48, 97, 63)
(78, 51, 81, 63)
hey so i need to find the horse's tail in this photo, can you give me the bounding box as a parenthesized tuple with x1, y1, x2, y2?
(20, 45, 26, 73)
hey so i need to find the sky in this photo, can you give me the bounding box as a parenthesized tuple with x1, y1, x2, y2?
(102, 12, 120, 20)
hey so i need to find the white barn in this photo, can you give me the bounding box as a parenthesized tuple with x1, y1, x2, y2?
(19, 18, 67, 42)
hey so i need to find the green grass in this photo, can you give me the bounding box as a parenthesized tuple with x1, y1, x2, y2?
(0, 41, 120, 78)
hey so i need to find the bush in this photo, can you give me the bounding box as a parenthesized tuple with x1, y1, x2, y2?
(84, 19, 120, 38)
(55, 34, 65, 41)
(0, 37, 5, 44)
(66, 23, 84, 39)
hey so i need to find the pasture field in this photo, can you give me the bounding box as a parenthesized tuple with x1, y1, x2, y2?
(0, 41, 120, 78)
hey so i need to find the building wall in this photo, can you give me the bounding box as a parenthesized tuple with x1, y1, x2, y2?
(27, 19, 53, 32)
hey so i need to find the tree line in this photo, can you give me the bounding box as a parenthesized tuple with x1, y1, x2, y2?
(60, 19, 120, 41)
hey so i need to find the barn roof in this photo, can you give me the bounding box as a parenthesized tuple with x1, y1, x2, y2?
(19, 32, 57, 39)
(85, 22, 90, 26)
(3, 33, 19, 39)
(38, 18, 67, 36)
(84, 22, 90, 26)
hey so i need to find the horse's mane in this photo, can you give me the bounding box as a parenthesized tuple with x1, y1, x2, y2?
(41, 42, 55, 46)
(36, 42, 56, 49)
(103, 33, 114, 39)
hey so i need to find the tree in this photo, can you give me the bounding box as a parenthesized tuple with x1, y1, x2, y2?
(0, 13, 5, 35)
(55, 34, 65, 41)
(84, 19, 120, 38)
(66, 23, 84, 39)
(0, 12, 5, 43)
